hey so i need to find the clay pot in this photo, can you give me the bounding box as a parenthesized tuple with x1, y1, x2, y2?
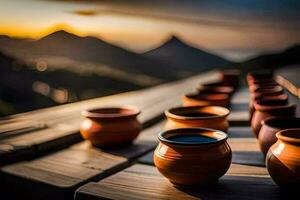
(183, 93, 230, 108)
(249, 93, 288, 120)
(197, 85, 234, 97)
(249, 83, 280, 93)
(220, 69, 240, 89)
(80, 106, 142, 147)
(259, 117, 300, 156)
(251, 100, 296, 138)
(165, 106, 230, 132)
(266, 129, 300, 187)
(247, 71, 274, 86)
(154, 127, 232, 186)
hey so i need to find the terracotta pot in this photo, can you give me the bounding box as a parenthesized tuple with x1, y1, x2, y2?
(220, 69, 240, 89)
(247, 71, 274, 86)
(249, 86, 285, 118)
(197, 85, 234, 97)
(259, 117, 300, 156)
(154, 127, 232, 186)
(249, 83, 280, 93)
(249, 93, 288, 120)
(183, 93, 230, 108)
(266, 129, 300, 187)
(165, 106, 230, 132)
(80, 106, 142, 147)
(202, 81, 224, 87)
(251, 100, 296, 138)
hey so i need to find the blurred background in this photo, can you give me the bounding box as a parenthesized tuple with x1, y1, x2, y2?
(0, 0, 300, 116)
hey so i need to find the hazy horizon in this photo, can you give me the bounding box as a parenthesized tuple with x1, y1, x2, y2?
(1, 0, 300, 61)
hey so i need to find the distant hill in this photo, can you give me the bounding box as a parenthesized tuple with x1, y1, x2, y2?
(0, 31, 181, 81)
(239, 44, 300, 73)
(144, 36, 233, 76)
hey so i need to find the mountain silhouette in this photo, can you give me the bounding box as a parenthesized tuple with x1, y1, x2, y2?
(239, 44, 300, 72)
(144, 36, 232, 76)
(0, 30, 181, 81)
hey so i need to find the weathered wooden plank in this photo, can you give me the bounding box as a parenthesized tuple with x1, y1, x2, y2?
(0, 71, 220, 164)
(75, 163, 281, 200)
(0, 121, 162, 200)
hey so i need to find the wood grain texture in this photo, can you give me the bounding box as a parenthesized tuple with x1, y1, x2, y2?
(0, 71, 220, 164)
(75, 164, 285, 200)
(0, 121, 164, 200)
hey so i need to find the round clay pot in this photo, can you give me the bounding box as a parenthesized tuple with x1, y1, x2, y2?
(249, 83, 280, 93)
(220, 69, 240, 89)
(154, 127, 232, 186)
(80, 106, 142, 147)
(249, 93, 288, 120)
(197, 85, 234, 97)
(249, 86, 285, 119)
(259, 117, 300, 156)
(183, 93, 230, 108)
(165, 106, 230, 132)
(266, 129, 300, 187)
(247, 71, 274, 86)
(251, 100, 296, 138)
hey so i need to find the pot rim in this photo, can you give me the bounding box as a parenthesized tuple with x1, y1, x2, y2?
(276, 128, 300, 143)
(254, 93, 288, 101)
(184, 93, 229, 101)
(82, 105, 140, 119)
(262, 117, 300, 129)
(253, 85, 283, 93)
(158, 127, 228, 146)
(197, 85, 234, 94)
(253, 101, 295, 112)
(165, 105, 230, 120)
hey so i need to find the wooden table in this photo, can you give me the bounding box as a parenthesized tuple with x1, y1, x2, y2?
(0, 69, 280, 200)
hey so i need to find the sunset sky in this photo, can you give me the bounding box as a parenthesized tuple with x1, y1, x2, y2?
(0, 0, 300, 60)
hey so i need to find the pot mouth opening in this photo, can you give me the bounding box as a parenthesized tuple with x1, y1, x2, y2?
(276, 129, 300, 143)
(256, 99, 288, 106)
(264, 117, 300, 129)
(165, 106, 230, 120)
(185, 93, 229, 101)
(158, 127, 228, 146)
(82, 106, 140, 119)
(253, 86, 283, 93)
(254, 93, 288, 101)
(197, 86, 234, 94)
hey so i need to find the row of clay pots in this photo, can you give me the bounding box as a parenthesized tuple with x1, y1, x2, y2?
(153, 69, 240, 186)
(247, 71, 300, 187)
(182, 69, 240, 108)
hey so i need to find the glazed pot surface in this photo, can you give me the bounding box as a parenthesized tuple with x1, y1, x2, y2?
(259, 117, 300, 156)
(154, 128, 232, 186)
(80, 106, 142, 147)
(266, 129, 300, 187)
(165, 106, 230, 132)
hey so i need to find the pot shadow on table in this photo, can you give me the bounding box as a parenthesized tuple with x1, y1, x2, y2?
(176, 175, 297, 200)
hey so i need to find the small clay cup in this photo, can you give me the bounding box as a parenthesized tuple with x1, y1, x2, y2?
(197, 85, 234, 97)
(247, 71, 274, 86)
(266, 129, 300, 187)
(220, 69, 240, 89)
(249, 82, 279, 93)
(165, 106, 230, 132)
(154, 127, 232, 186)
(249, 93, 288, 120)
(259, 117, 300, 156)
(80, 106, 142, 147)
(251, 100, 296, 138)
(183, 93, 230, 108)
